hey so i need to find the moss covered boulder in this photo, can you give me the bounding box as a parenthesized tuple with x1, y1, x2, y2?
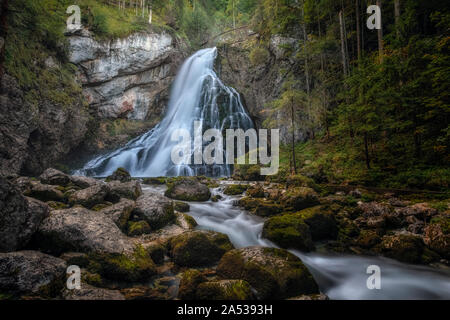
(177, 269, 208, 300)
(223, 184, 249, 195)
(294, 206, 338, 240)
(262, 214, 314, 251)
(165, 178, 211, 201)
(375, 234, 425, 263)
(424, 215, 450, 259)
(232, 164, 263, 181)
(167, 230, 234, 267)
(286, 174, 319, 191)
(196, 280, 254, 300)
(217, 247, 318, 299)
(105, 167, 132, 183)
(174, 201, 190, 213)
(281, 187, 320, 211)
(133, 192, 175, 230)
(127, 221, 151, 236)
(354, 230, 382, 249)
(25, 180, 65, 202)
(88, 246, 157, 282)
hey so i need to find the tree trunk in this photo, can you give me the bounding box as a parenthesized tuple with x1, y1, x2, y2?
(394, 0, 401, 40)
(377, 0, 384, 62)
(355, 0, 361, 60)
(339, 10, 348, 77)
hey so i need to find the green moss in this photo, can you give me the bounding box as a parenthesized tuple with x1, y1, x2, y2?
(281, 187, 320, 211)
(88, 245, 156, 282)
(223, 184, 250, 195)
(183, 214, 198, 229)
(82, 271, 103, 287)
(128, 221, 151, 236)
(91, 203, 111, 211)
(233, 164, 263, 181)
(177, 269, 207, 300)
(430, 215, 450, 234)
(246, 185, 265, 198)
(46, 201, 69, 210)
(196, 280, 253, 300)
(375, 235, 425, 264)
(105, 167, 131, 182)
(262, 214, 314, 251)
(255, 201, 284, 217)
(354, 230, 382, 249)
(142, 177, 167, 185)
(286, 174, 320, 192)
(294, 206, 338, 240)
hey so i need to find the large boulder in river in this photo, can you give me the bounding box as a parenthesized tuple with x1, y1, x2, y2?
(39, 168, 70, 186)
(0, 251, 66, 297)
(217, 247, 318, 299)
(165, 178, 211, 201)
(167, 230, 234, 267)
(0, 178, 49, 252)
(68, 183, 109, 209)
(133, 192, 175, 229)
(375, 234, 425, 264)
(106, 180, 142, 201)
(36, 206, 134, 255)
(262, 214, 314, 251)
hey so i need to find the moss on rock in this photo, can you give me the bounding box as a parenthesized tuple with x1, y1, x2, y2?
(168, 231, 234, 267)
(177, 269, 207, 300)
(262, 214, 314, 251)
(174, 201, 190, 212)
(281, 187, 320, 211)
(217, 247, 318, 299)
(223, 184, 250, 195)
(375, 234, 425, 264)
(127, 221, 151, 236)
(196, 280, 253, 300)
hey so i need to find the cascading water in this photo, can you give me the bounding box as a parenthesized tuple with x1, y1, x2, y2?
(76, 48, 253, 177)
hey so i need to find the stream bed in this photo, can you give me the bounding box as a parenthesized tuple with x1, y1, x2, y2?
(144, 183, 450, 300)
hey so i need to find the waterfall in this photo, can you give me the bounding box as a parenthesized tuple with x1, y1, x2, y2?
(76, 48, 253, 177)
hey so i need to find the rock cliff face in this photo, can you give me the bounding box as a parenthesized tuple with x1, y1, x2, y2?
(217, 34, 311, 144)
(67, 29, 187, 121)
(0, 28, 188, 176)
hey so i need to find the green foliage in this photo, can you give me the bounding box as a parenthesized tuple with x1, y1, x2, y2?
(249, 46, 269, 65)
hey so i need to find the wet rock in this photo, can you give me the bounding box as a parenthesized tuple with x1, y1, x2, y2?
(68, 184, 109, 209)
(106, 168, 132, 183)
(168, 230, 234, 267)
(36, 206, 134, 255)
(106, 180, 142, 202)
(147, 244, 165, 265)
(196, 280, 254, 300)
(354, 230, 382, 249)
(174, 201, 190, 213)
(254, 200, 284, 217)
(0, 251, 66, 296)
(63, 284, 125, 300)
(39, 168, 70, 186)
(288, 293, 328, 300)
(262, 214, 314, 251)
(357, 202, 392, 217)
(217, 247, 318, 299)
(25, 180, 65, 202)
(246, 184, 265, 198)
(99, 198, 135, 231)
(165, 178, 211, 201)
(294, 206, 338, 240)
(133, 192, 175, 229)
(0, 178, 49, 252)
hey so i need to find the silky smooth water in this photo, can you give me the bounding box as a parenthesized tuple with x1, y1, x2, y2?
(76, 48, 253, 178)
(144, 183, 450, 300)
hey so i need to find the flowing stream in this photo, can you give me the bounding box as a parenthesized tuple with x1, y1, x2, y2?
(76, 48, 253, 178)
(145, 183, 450, 300)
